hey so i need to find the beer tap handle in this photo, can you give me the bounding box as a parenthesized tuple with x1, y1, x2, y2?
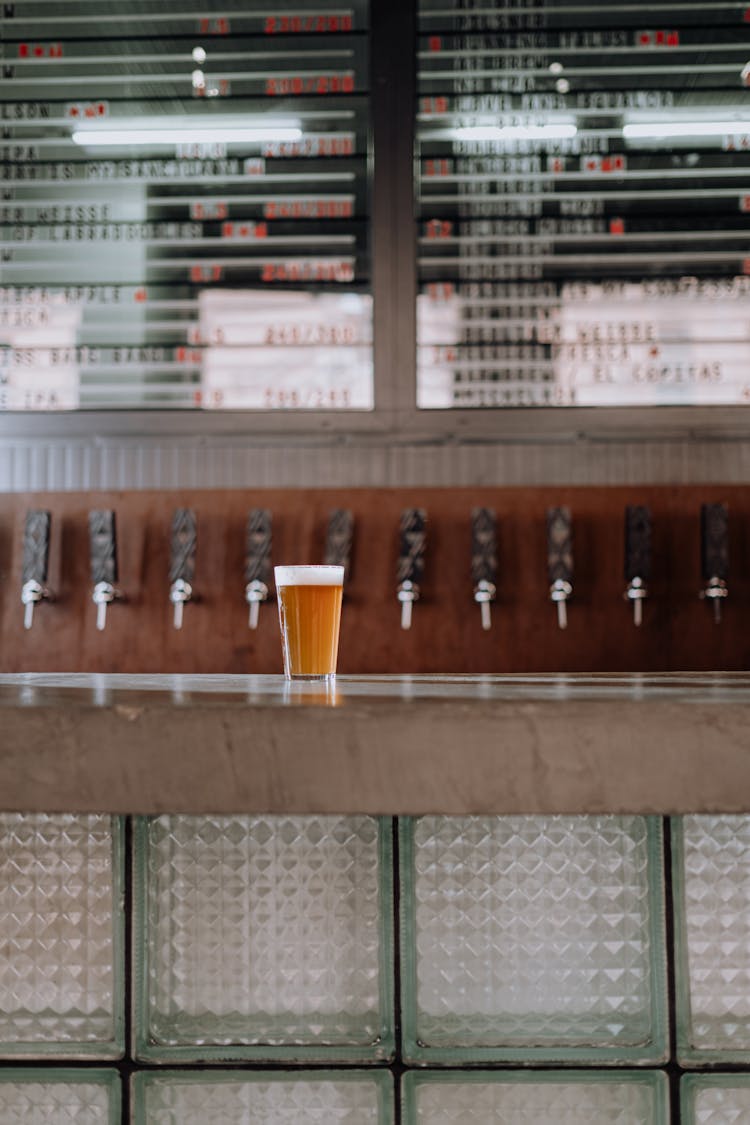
(169, 508, 197, 631)
(624, 505, 651, 627)
(471, 507, 497, 631)
(89, 509, 120, 632)
(397, 508, 427, 630)
(547, 506, 573, 630)
(700, 502, 728, 624)
(21, 509, 52, 630)
(324, 509, 354, 580)
(245, 508, 272, 629)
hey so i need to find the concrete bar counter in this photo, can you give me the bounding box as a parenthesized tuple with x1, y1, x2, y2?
(1, 672, 749, 815)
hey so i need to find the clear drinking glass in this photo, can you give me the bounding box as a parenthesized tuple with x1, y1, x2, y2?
(274, 565, 344, 681)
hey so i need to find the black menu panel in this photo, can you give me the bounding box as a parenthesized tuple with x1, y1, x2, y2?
(416, 0, 750, 408)
(0, 0, 371, 410)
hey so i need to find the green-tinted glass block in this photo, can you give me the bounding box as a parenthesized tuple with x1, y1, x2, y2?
(403, 1070, 669, 1123)
(133, 1069, 393, 1124)
(681, 1074, 750, 1122)
(134, 815, 394, 1061)
(0, 1067, 120, 1125)
(400, 815, 667, 1063)
(673, 815, 750, 1063)
(0, 814, 125, 1058)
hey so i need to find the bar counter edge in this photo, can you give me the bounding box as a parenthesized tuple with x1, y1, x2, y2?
(0, 673, 746, 816)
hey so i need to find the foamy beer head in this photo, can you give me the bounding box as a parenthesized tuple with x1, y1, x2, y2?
(274, 565, 344, 679)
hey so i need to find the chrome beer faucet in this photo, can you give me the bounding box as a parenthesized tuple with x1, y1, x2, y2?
(700, 502, 728, 624)
(21, 509, 53, 630)
(471, 507, 497, 631)
(324, 508, 354, 580)
(89, 509, 122, 631)
(169, 508, 197, 630)
(624, 505, 651, 627)
(547, 506, 573, 630)
(245, 509, 272, 629)
(397, 508, 427, 630)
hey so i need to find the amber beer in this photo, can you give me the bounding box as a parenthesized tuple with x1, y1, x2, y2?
(274, 565, 344, 679)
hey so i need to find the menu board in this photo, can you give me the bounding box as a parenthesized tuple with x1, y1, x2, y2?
(0, 0, 371, 410)
(416, 0, 750, 408)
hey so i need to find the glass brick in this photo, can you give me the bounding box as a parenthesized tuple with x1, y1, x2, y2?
(403, 1071, 668, 1124)
(681, 1074, 750, 1122)
(674, 815, 750, 1062)
(0, 814, 124, 1057)
(133, 1069, 392, 1124)
(0, 1068, 120, 1125)
(400, 815, 667, 1063)
(134, 815, 394, 1061)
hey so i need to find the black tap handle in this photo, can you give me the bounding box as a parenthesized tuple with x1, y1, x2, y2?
(624, 505, 652, 582)
(471, 507, 497, 586)
(701, 503, 728, 582)
(22, 510, 51, 586)
(245, 509, 272, 585)
(324, 509, 354, 579)
(397, 508, 427, 586)
(547, 506, 573, 585)
(169, 508, 197, 584)
(88, 510, 118, 585)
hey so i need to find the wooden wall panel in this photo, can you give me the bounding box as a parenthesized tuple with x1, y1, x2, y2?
(0, 486, 748, 673)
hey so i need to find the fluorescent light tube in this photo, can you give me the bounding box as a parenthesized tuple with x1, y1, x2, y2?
(452, 124, 577, 141)
(624, 121, 749, 139)
(72, 126, 302, 146)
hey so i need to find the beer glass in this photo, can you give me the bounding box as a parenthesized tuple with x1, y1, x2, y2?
(274, 565, 344, 680)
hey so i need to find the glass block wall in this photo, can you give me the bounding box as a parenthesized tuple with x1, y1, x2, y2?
(2, 813, 750, 1122)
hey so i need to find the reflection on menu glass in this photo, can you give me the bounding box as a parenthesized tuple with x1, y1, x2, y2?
(0, 1, 372, 410)
(416, 0, 750, 408)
